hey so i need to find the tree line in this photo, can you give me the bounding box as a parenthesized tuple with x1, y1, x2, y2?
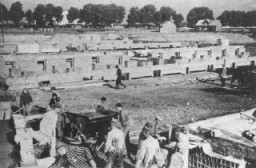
(68, 4, 125, 27)
(127, 5, 184, 28)
(217, 11, 256, 27)
(0, 2, 184, 28)
(1, 1, 256, 28)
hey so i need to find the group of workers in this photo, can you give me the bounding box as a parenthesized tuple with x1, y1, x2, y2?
(50, 95, 188, 168)
(15, 87, 190, 168)
(14, 81, 189, 168)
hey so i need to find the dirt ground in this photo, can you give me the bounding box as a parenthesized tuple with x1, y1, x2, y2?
(30, 72, 256, 131)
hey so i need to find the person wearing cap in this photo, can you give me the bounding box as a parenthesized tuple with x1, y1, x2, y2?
(20, 88, 33, 116)
(115, 65, 126, 89)
(136, 122, 161, 168)
(104, 119, 126, 168)
(96, 96, 109, 112)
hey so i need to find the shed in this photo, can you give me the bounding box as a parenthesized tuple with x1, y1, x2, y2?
(160, 21, 176, 33)
(195, 19, 222, 32)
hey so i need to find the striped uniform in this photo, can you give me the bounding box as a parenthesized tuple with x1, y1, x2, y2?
(66, 145, 93, 168)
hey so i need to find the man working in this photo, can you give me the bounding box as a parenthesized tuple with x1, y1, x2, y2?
(136, 122, 165, 168)
(47, 91, 65, 139)
(20, 88, 33, 116)
(220, 64, 227, 87)
(48, 94, 61, 110)
(115, 65, 126, 89)
(115, 103, 129, 133)
(104, 119, 126, 168)
(96, 96, 109, 112)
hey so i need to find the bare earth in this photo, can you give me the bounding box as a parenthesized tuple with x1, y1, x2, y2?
(31, 72, 256, 131)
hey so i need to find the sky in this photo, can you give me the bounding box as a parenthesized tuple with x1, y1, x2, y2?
(2, 0, 256, 20)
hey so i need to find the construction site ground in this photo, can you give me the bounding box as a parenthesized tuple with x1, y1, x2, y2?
(30, 72, 256, 131)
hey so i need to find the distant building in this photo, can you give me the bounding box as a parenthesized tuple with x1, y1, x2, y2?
(160, 21, 176, 33)
(195, 19, 222, 32)
(177, 27, 194, 32)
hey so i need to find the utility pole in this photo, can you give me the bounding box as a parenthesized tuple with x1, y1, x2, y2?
(0, 7, 4, 42)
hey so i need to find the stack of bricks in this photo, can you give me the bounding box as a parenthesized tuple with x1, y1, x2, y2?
(189, 148, 242, 168)
(209, 137, 256, 160)
(13, 114, 37, 167)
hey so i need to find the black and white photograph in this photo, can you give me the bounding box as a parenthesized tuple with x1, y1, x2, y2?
(1, 0, 256, 167)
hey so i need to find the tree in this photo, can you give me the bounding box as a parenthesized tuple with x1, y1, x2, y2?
(0, 3, 9, 21)
(80, 4, 125, 27)
(246, 11, 256, 27)
(154, 11, 162, 26)
(217, 11, 231, 26)
(218, 10, 256, 27)
(140, 4, 156, 25)
(53, 6, 63, 22)
(230, 11, 245, 27)
(45, 4, 55, 26)
(80, 4, 96, 25)
(187, 7, 214, 27)
(160, 6, 176, 22)
(127, 7, 141, 27)
(25, 9, 34, 24)
(9, 1, 24, 26)
(113, 5, 125, 24)
(33, 4, 46, 27)
(173, 13, 184, 28)
(67, 7, 80, 22)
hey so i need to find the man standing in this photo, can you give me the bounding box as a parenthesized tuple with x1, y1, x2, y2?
(48, 88, 64, 139)
(104, 119, 126, 168)
(220, 64, 227, 87)
(116, 65, 126, 89)
(136, 122, 162, 168)
(115, 103, 129, 133)
(20, 88, 33, 116)
(116, 103, 131, 159)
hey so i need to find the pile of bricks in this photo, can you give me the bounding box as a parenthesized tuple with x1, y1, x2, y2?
(13, 115, 37, 167)
(209, 137, 256, 160)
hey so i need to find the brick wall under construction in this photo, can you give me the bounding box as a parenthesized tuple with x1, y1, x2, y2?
(1, 44, 255, 90)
